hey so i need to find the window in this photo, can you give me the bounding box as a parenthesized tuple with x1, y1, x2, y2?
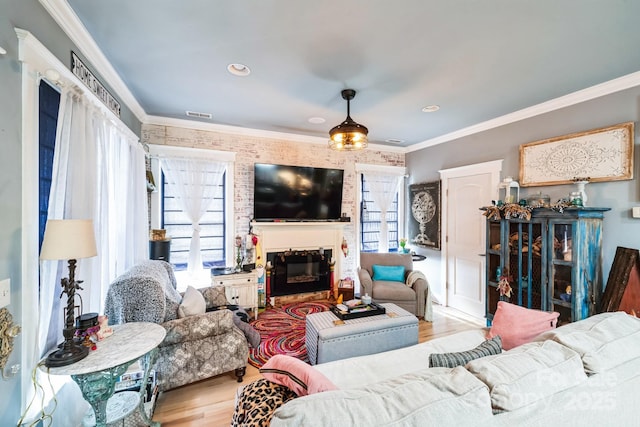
(38, 81, 60, 250)
(360, 174, 399, 252)
(148, 145, 236, 289)
(161, 171, 226, 270)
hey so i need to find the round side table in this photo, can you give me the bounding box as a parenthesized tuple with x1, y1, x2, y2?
(43, 322, 166, 427)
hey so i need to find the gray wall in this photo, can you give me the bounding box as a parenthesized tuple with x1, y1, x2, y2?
(0, 0, 140, 423)
(407, 85, 640, 303)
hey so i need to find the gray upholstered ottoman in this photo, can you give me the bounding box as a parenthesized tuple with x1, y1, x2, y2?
(305, 303, 419, 365)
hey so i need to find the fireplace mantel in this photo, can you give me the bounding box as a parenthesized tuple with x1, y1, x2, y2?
(251, 221, 348, 229)
(251, 221, 348, 286)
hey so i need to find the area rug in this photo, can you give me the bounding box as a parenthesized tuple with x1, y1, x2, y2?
(248, 301, 331, 368)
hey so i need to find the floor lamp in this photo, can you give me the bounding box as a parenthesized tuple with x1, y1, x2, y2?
(40, 219, 97, 367)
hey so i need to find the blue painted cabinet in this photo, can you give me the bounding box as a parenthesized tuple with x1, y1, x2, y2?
(485, 207, 609, 325)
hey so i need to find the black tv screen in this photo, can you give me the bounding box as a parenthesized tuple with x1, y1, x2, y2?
(253, 163, 344, 221)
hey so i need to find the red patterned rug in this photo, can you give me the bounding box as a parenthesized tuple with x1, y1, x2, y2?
(248, 301, 331, 368)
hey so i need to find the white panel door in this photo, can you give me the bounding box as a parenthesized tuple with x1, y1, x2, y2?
(441, 160, 501, 320)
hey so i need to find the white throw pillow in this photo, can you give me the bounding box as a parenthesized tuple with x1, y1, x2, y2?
(466, 340, 587, 412)
(178, 286, 206, 318)
(534, 311, 640, 374)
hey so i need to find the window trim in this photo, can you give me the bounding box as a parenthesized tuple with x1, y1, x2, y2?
(355, 163, 407, 254)
(360, 174, 400, 252)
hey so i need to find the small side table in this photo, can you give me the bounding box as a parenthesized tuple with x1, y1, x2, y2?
(211, 271, 259, 319)
(43, 322, 166, 427)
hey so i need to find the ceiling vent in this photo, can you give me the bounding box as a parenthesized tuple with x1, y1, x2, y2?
(185, 111, 212, 119)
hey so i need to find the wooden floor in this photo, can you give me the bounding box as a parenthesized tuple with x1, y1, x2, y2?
(152, 305, 485, 427)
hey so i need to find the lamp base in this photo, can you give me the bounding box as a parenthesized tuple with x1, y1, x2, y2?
(45, 342, 89, 367)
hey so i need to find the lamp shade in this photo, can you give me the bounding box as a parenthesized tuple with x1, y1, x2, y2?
(40, 219, 98, 260)
(328, 89, 368, 151)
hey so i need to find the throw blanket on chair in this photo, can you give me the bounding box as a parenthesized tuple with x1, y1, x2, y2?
(406, 270, 433, 321)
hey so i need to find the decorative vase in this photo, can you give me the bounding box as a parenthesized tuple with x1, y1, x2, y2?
(574, 180, 589, 206)
(235, 247, 243, 272)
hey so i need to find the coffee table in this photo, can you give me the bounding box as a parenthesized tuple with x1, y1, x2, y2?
(305, 303, 419, 365)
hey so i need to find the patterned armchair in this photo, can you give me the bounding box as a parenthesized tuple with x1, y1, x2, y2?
(104, 260, 249, 391)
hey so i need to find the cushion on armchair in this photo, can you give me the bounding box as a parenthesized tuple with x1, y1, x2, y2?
(178, 286, 207, 318)
(201, 285, 230, 308)
(372, 264, 406, 282)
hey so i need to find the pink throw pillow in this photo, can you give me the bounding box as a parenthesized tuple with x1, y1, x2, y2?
(488, 301, 559, 350)
(260, 354, 338, 396)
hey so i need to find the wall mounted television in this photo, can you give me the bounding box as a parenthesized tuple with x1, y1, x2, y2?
(253, 163, 344, 221)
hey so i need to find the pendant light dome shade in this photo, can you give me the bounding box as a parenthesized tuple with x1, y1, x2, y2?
(329, 89, 368, 151)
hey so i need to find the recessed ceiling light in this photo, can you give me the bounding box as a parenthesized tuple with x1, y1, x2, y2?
(385, 138, 405, 144)
(308, 117, 326, 124)
(422, 105, 440, 113)
(227, 63, 251, 76)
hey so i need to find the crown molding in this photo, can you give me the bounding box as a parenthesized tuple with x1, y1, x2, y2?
(145, 115, 328, 145)
(408, 70, 640, 153)
(145, 115, 406, 152)
(39, 0, 148, 123)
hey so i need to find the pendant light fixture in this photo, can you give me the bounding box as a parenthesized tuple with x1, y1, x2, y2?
(329, 89, 368, 151)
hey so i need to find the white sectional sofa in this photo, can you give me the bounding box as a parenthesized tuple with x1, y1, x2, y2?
(269, 312, 640, 427)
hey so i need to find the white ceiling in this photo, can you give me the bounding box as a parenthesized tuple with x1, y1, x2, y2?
(59, 0, 640, 150)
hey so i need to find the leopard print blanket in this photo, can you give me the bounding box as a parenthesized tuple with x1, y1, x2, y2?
(231, 378, 296, 426)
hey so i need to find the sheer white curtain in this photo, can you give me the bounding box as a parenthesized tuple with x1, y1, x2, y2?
(160, 158, 226, 274)
(32, 87, 147, 424)
(362, 171, 403, 252)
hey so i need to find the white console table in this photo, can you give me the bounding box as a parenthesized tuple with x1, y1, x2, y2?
(43, 322, 166, 427)
(211, 271, 258, 319)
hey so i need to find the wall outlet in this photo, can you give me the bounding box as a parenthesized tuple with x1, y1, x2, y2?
(0, 278, 10, 308)
(632, 207, 640, 218)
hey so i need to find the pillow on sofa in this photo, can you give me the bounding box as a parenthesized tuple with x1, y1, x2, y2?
(270, 367, 493, 427)
(178, 286, 206, 318)
(260, 354, 338, 396)
(466, 340, 587, 412)
(429, 336, 502, 368)
(372, 264, 405, 282)
(201, 285, 230, 308)
(534, 311, 640, 374)
(488, 301, 559, 350)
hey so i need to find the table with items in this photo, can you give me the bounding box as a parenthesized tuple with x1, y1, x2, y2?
(305, 302, 419, 365)
(43, 322, 166, 427)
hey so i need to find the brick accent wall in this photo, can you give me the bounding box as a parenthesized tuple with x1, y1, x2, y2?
(141, 124, 404, 281)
